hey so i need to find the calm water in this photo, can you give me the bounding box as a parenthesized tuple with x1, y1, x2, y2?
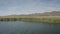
(0, 21, 60, 34)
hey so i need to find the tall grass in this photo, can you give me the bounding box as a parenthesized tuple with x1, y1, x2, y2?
(0, 17, 60, 23)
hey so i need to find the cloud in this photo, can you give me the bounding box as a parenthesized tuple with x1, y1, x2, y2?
(0, 0, 60, 16)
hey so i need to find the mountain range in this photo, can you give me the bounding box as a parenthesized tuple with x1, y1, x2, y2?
(0, 11, 60, 18)
(29, 11, 60, 16)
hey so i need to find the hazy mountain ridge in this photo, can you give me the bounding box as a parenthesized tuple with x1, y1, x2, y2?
(0, 11, 60, 18)
(29, 11, 60, 16)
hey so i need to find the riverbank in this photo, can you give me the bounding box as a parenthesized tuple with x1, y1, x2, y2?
(0, 16, 60, 23)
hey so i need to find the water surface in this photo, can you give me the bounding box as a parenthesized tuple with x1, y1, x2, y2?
(0, 21, 60, 34)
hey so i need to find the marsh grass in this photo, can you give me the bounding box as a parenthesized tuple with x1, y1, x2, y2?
(0, 17, 60, 23)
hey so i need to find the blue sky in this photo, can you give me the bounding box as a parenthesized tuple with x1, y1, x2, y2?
(0, 0, 60, 16)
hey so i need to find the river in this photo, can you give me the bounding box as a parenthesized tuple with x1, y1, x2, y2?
(0, 21, 60, 34)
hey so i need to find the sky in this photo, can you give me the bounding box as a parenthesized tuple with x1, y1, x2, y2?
(0, 0, 60, 16)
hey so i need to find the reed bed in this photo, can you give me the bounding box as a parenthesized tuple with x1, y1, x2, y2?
(0, 16, 60, 23)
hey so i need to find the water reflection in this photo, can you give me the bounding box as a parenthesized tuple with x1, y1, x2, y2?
(0, 21, 60, 34)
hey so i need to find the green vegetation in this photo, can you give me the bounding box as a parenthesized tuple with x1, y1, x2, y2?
(0, 17, 60, 23)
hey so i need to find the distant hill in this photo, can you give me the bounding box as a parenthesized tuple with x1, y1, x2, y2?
(28, 11, 60, 16)
(0, 11, 60, 18)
